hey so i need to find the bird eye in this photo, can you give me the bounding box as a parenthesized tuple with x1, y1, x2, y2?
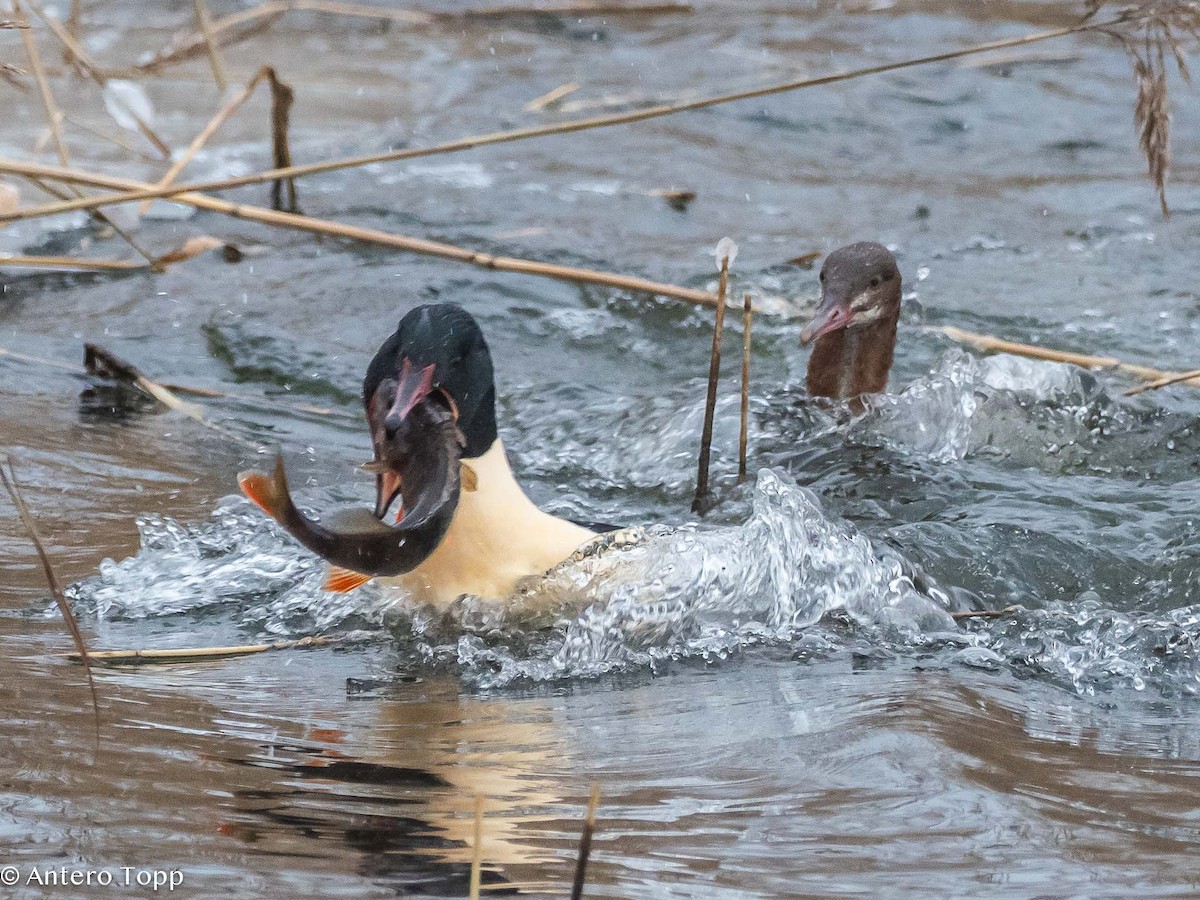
(869, 276, 881, 287)
(819, 271, 825, 282)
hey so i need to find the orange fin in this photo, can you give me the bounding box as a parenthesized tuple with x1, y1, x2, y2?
(323, 566, 373, 593)
(238, 471, 276, 517)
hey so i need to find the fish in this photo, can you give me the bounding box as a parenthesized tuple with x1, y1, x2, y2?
(238, 397, 463, 592)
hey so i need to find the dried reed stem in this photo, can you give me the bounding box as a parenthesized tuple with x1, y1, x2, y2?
(470, 795, 484, 900)
(15, 0, 69, 168)
(692, 254, 729, 513)
(0, 253, 143, 270)
(68, 634, 345, 664)
(193, 0, 229, 91)
(1123, 367, 1200, 396)
(18, 11, 1152, 221)
(738, 292, 751, 484)
(138, 67, 269, 216)
(570, 785, 601, 900)
(1, 456, 101, 739)
(525, 81, 579, 112)
(14, 2, 157, 264)
(22, 0, 171, 157)
(931, 325, 1200, 389)
(0, 157, 723, 307)
(61, 111, 160, 161)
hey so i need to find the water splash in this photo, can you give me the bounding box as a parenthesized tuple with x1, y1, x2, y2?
(68, 498, 400, 636)
(864, 348, 1116, 465)
(391, 469, 956, 687)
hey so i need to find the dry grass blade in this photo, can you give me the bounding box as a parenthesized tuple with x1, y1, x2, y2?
(570, 785, 601, 900)
(1088, 1, 1200, 215)
(0, 157, 724, 307)
(1, 457, 101, 739)
(0, 11, 1161, 224)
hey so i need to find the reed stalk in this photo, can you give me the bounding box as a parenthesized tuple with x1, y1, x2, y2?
(931, 325, 1200, 389)
(1123, 367, 1200, 396)
(470, 795, 484, 900)
(2, 457, 101, 738)
(0, 11, 1155, 224)
(693, 247, 730, 513)
(193, 0, 229, 91)
(738, 292, 752, 484)
(0, 157, 723, 307)
(21, 0, 171, 157)
(67, 634, 346, 664)
(137, 1, 692, 72)
(137, 67, 270, 215)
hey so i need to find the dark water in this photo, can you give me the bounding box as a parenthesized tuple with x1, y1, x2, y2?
(3, 1, 1200, 896)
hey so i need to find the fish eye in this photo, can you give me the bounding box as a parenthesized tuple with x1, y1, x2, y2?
(819, 271, 825, 282)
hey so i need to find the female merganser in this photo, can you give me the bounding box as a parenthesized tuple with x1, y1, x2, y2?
(800, 242, 902, 404)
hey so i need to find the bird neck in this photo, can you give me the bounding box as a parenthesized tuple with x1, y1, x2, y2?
(387, 439, 594, 606)
(806, 311, 899, 403)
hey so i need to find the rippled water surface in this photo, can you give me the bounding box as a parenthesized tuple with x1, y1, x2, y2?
(3, 1, 1200, 896)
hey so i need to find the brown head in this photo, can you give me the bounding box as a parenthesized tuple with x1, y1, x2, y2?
(800, 242, 902, 403)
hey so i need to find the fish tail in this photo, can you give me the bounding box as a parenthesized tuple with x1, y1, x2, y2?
(238, 455, 289, 520)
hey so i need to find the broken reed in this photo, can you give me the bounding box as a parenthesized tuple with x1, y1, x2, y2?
(693, 253, 729, 513)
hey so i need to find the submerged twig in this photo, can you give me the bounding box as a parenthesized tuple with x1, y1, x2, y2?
(266, 67, 298, 213)
(0, 341, 334, 413)
(8, 8, 1170, 221)
(470, 795, 484, 900)
(84, 342, 263, 449)
(0, 157, 724, 307)
(930, 325, 1200, 390)
(570, 785, 601, 900)
(738, 292, 752, 484)
(67, 635, 346, 665)
(1, 457, 101, 739)
(693, 239, 733, 513)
